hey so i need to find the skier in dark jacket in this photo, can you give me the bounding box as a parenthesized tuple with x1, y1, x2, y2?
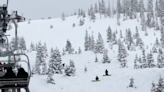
(2, 67, 16, 92)
(105, 69, 108, 75)
(17, 68, 29, 92)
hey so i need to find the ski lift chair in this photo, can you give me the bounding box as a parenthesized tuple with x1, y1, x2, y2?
(0, 53, 31, 92)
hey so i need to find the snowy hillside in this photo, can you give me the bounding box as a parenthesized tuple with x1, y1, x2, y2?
(3, 0, 164, 92)
(4, 13, 163, 92)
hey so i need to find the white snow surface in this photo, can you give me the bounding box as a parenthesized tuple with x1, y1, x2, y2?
(3, 14, 163, 92)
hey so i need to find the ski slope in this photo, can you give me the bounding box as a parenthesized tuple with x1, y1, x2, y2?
(4, 13, 163, 92)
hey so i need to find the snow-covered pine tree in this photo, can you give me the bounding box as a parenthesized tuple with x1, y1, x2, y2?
(42, 61, 47, 75)
(90, 9, 96, 22)
(136, 38, 144, 49)
(120, 30, 123, 38)
(155, 5, 160, 31)
(43, 42, 48, 58)
(106, 0, 111, 17)
(152, 46, 157, 53)
(79, 19, 84, 26)
(129, 78, 135, 88)
(94, 3, 98, 13)
(106, 26, 112, 42)
(62, 48, 66, 55)
(78, 47, 82, 54)
(147, 0, 154, 28)
(35, 41, 45, 75)
(78, 8, 81, 17)
(142, 48, 147, 65)
(61, 12, 65, 21)
(84, 30, 89, 51)
(117, 0, 121, 26)
(47, 53, 55, 84)
(141, 10, 146, 31)
(64, 60, 76, 76)
(72, 23, 76, 27)
(157, 48, 164, 68)
(160, 18, 164, 48)
(95, 32, 104, 53)
(135, 26, 139, 39)
(102, 49, 111, 63)
(112, 32, 117, 44)
(147, 51, 155, 68)
(88, 35, 92, 50)
(118, 39, 128, 68)
(19, 36, 26, 53)
(65, 40, 73, 54)
(95, 55, 98, 62)
(134, 54, 138, 69)
(127, 29, 133, 50)
(151, 76, 164, 92)
(49, 48, 63, 74)
(139, 0, 145, 18)
(30, 42, 35, 51)
(91, 33, 95, 51)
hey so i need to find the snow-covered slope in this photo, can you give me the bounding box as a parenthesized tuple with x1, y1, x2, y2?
(5, 14, 163, 92)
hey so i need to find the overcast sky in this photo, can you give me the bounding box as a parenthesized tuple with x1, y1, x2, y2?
(0, 0, 149, 20)
(0, 0, 118, 20)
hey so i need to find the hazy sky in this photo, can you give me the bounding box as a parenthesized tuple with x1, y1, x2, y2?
(0, 0, 117, 20)
(0, 0, 149, 21)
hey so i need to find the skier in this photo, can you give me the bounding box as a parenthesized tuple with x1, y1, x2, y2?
(17, 67, 29, 92)
(105, 69, 108, 75)
(95, 76, 99, 81)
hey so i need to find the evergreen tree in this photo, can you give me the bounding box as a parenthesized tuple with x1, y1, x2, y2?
(152, 46, 157, 53)
(147, 0, 155, 28)
(84, 30, 89, 51)
(61, 13, 65, 21)
(19, 36, 26, 52)
(102, 49, 111, 63)
(120, 30, 123, 38)
(62, 48, 66, 55)
(94, 32, 104, 53)
(160, 18, 164, 48)
(112, 32, 117, 44)
(106, 26, 112, 42)
(129, 78, 134, 88)
(142, 48, 146, 64)
(91, 33, 95, 51)
(91, 9, 96, 22)
(135, 26, 139, 39)
(106, 0, 111, 17)
(139, 0, 145, 18)
(94, 3, 98, 13)
(118, 39, 128, 68)
(49, 48, 63, 74)
(79, 19, 84, 26)
(30, 42, 35, 51)
(42, 61, 47, 75)
(147, 51, 155, 68)
(101, 0, 106, 15)
(95, 55, 98, 62)
(43, 42, 48, 58)
(47, 54, 55, 84)
(157, 48, 164, 68)
(141, 12, 146, 31)
(134, 54, 138, 69)
(65, 40, 73, 54)
(64, 60, 76, 76)
(156, 37, 160, 47)
(78, 47, 82, 54)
